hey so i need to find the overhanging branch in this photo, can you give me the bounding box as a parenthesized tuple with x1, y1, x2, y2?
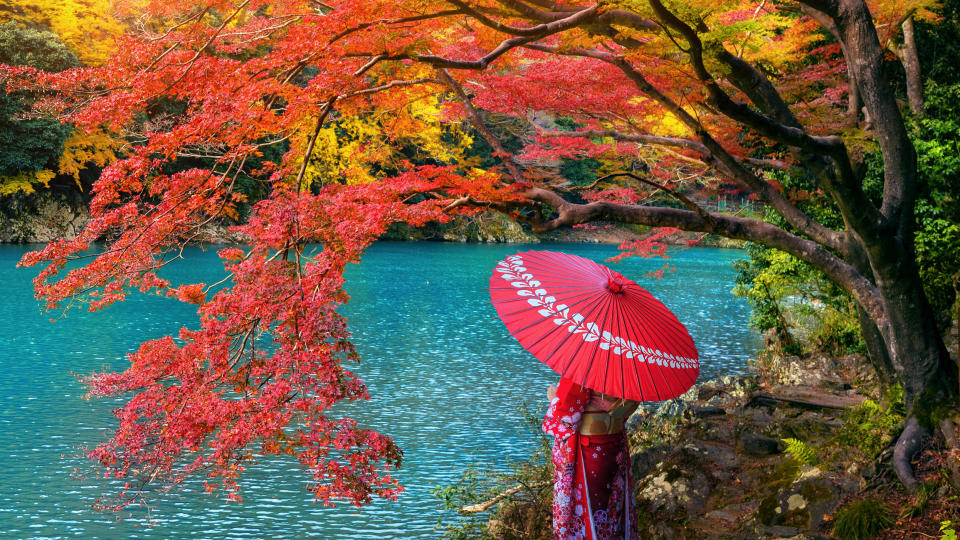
(519, 185, 883, 320)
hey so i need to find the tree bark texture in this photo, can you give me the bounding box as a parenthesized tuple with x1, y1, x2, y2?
(900, 17, 925, 114)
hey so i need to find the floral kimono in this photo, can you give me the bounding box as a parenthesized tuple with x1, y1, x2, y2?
(542, 378, 639, 540)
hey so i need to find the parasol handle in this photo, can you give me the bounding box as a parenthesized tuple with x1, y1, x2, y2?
(607, 276, 626, 294)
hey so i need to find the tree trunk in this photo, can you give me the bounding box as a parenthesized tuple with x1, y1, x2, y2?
(871, 251, 956, 489)
(846, 238, 896, 384)
(869, 247, 955, 415)
(900, 17, 924, 114)
(855, 304, 895, 385)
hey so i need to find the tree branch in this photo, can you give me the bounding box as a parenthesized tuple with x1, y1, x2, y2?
(539, 129, 711, 154)
(444, 0, 562, 36)
(523, 42, 844, 250)
(435, 68, 525, 182)
(800, 0, 916, 226)
(294, 98, 336, 189)
(518, 185, 883, 320)
(797, 4, 861, 119)
(327, 9, 464, 45)
(644, 2, 878, 246)
(415, 6, 599, 69)
(593, 171, 718, 227)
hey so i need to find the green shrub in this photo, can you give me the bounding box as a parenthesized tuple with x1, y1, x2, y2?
(837, 390, 904, 459)
(941, 520, 957, 540)
(806, 305, 866, 356)
(831, 498, 894, 540)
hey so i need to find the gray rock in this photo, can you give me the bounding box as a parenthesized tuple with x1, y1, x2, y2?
(698, 420, 736, 442)
(694, 405, 726, 418)
(740, 408, 778, 429)
(765, 526, 803, 537)
(742, 433, 782, 455)
(705, 509, 736, 522)
(654, 399, 689, 419)
(631, 445, 669, 479)
(760, 476, 840, 531)
(685, 442, 740, 469)
(636, 464, 712, 516)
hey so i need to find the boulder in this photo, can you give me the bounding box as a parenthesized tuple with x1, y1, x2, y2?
(684, 441, 740, 469)
(636, 462, 712, 516)
(741, 432, 783, 456)
(693, 405, 726, 418)
(757, 472, 841, 532)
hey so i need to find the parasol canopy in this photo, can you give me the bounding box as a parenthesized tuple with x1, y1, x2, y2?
(490, 250, 699, 401)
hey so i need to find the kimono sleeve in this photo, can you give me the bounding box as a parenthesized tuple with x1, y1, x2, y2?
(542, 377, 590, 439)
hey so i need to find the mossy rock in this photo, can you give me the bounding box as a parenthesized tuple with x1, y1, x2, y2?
(635, 459, 711, 518)
(757, 474, 840, 530)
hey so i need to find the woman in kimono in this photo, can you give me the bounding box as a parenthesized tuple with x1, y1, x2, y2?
(543, 377, 640, 540)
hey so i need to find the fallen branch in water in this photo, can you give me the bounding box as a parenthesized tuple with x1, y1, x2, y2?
(459, 481, 550, 514)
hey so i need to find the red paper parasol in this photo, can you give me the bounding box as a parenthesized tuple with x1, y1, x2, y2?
(490, 250, 699, 401)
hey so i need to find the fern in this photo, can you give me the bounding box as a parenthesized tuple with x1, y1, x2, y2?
(781, 437, 818, 465)
(838, 393, 904, 458)
(832, 498, 893, 540)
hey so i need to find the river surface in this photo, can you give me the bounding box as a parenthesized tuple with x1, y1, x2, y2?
(0, 242, 760, 539)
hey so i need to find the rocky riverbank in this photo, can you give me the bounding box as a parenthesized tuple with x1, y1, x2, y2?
(0, 190, 90, 243)
(0, 193, 744, 248)
(464, 346, 959, 539)
(383, 210, 743, 247)
(622, 350, 957, 539)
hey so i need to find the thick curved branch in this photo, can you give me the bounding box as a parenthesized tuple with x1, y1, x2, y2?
(649, 0, 843, 156)
(797, 4, 861, 118)
(832, 1, 916, 225)
(444, 0, 561, 35)
(796, 0, 839, 15)
(647, 1, 882, 242)
(415, 6, 598, 69)
(520, 185, 883, 319)
(494, 0, 575, 21)
(593, 172, 718, 226)
(523, 42, 843, 250)
(541, 129, 787, 170)
(539, 129, 710, 154)
(712, 49, 878, 236)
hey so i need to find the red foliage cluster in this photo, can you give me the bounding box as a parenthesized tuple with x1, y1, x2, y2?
(608, 227, 681, 263)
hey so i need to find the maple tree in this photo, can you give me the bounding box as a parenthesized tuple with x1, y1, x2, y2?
(2, 0, 956, 507)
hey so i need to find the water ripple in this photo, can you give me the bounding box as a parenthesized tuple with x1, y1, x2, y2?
(0, 242, 759, 538)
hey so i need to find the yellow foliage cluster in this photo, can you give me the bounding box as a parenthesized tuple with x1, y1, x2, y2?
(0, 0, 123, 65)
(302, 94, 473, 188)
(57, 129, 121, 184)
(0, 129, 120, 194)
(0, 169, 54, 195)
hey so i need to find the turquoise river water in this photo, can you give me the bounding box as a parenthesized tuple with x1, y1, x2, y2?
(0, 242, 760, 539)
